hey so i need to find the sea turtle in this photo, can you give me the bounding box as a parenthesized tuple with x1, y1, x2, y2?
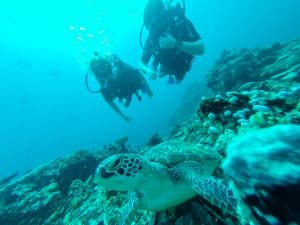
(95, 140, 238, 224)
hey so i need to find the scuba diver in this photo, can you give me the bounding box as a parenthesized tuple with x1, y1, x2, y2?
(87, 52, 153, 122)
(140, 0, 205, 83)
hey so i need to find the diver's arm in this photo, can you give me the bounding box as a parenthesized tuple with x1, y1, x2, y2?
(139, 61, 153, 75)
(179, 19, 205, 56)
(178, 40, 205, 56)
(102, 94, 131, 122)
(159, 35, 205, 56)
(107, 100, 131, 122)
(139, 37, 158, 79)
(139, 61, 157, 79)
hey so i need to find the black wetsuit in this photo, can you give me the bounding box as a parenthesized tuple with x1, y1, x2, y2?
(101, 56, 152, 106)
(141, 8, 201, 81)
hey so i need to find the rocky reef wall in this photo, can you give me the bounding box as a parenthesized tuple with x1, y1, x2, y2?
(206, 39, 300, 94)
(0, 39, 300, 225)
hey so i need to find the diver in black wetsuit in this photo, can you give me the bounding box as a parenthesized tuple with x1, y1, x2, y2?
(140, 0, 205, 83)
(89, 53, 153, 122)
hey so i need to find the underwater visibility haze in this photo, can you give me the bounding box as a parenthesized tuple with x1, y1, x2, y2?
(1, 1, 300, 225)
(0, 0, 300, 181)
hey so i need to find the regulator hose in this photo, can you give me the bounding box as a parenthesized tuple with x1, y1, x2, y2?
(85, 71, 101, 93)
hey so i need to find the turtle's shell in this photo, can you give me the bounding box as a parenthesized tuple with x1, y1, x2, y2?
(144, 140, 221, 170)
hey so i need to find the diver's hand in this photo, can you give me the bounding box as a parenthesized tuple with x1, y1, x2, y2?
(148, 70, 158, 80)
(139, 62, 158, 80)
(123, 115, 132, 123)
(142, 67, 157, 80)
(159, 34, 177, 49)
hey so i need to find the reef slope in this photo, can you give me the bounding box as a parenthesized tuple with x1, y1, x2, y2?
(1, 39, 299, 225)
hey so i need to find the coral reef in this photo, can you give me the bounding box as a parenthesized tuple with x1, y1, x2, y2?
(1, 39, 299, 225)
(206, 39, 300, 94)
(169, 81, 212, 125)
(0, 172, 18, 186)
(145, 133, 163, 147)
(0, 148, 124, 225)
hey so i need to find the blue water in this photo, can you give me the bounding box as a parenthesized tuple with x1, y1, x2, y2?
(1, 0, 300, 177)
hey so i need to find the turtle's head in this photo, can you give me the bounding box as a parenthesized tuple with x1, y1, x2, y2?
(94, 154, 144, 191)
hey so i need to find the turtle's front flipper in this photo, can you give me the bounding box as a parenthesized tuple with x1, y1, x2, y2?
(119, 191, 143, 225)
(191, 177, 238, 217)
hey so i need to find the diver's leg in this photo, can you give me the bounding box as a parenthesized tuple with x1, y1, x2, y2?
(135, 91, 142, 102)
(124, 95, 132, 108)
(174, 70, 185, 83)
(140, 77, 153, 97)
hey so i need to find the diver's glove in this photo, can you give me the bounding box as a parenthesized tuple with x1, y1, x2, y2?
(144, 67, 157, 80)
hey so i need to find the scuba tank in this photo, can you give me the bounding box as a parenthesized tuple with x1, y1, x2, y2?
(139, 0, 186, 49)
